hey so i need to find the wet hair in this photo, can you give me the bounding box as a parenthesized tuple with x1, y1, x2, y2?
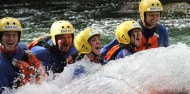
(128, 29, 134, 38)
(88, 34, 100, 43)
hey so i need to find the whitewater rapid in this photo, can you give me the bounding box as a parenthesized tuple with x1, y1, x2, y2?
(3, 43, 190, 94)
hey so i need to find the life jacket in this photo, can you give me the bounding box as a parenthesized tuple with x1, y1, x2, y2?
(104, 44, 121, 61)
(0, 46, 46, 87)
(28, 35, 74, 64)
(12, 50, 46, 86)
(135, 32, 159, 52)
(28, 35, 51, 50)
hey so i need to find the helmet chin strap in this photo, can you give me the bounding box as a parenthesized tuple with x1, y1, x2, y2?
(91, 51, 99, 61)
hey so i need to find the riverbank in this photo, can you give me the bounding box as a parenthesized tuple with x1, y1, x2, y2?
(0, 0, 189, 5)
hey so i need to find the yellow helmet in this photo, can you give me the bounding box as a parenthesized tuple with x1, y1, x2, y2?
(74, 28, 100, 54)
(50, 20, 74, 46)
(0, 17, 22, 32)
(139, 0, 163, 22)
(115, 20, 141, 44)
(0, 17, 22, 43)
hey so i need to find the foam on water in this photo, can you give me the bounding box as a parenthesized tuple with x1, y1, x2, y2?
(2, 43, 190, 94)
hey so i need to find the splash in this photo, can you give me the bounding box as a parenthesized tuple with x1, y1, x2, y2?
(3, 43, 190, 94)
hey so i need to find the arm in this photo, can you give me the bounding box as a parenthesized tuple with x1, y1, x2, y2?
(18, 42, 28, 50)
(100, 38, 119, 58)
(163, 28, 169, 47)
(30, 46, 47, 62)
(115, 49, 133, 59)
(0, 64, 11, 94)
(157, 24, 169, 47)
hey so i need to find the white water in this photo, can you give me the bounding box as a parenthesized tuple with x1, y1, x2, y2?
(2, 43, 190, 94)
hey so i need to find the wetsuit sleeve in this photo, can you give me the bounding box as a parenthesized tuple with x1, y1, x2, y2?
(0, 65, 10, 94)
(163, 28, 169, 47)
(115, 49, 124, 59)
(18, 42, 28, 50)
(30, 46, 46, 60)
(100, 38, 119, 58)
(115, 49, 132, 59)
(69, 44, 78, 56)
(158, 24, 169, 47)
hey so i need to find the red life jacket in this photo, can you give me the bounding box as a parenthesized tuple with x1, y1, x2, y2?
(135, 33, 158, 52)
(28, 35, 51, 50)
(12, 50, 46, 86)
(104, 44, 120, 61)
(28, 37, 42, 50)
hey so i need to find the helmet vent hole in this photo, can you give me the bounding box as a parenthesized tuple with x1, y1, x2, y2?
(62, 26, 64, 28)
(157, 3, 159, 6)
(82, 44, 85, 48)
(122, 35, 126, 40)
(152, 4, 154, 6)
(13, 22, 15, 25)
(7, 22, 9, 25)
(82, 44, 87, 50)
(67, 26, 70, 28)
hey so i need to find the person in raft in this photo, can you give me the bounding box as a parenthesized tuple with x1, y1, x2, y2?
(100, 0, 169, 58)
(104, 20, 142, 61)
(73, 28, 107, 78)
(29, 20, 78, 74)
(0, 17, 45, 93)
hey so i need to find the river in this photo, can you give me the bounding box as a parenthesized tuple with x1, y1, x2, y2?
(1, 2, 190, 94)
(0, 1, 189, 45)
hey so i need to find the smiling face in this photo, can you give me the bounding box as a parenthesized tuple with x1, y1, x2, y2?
(88, 34, 101, 55)
(130, 28, 142, 47)
(144, 11, 161, 28)
(1, 31, 19, 51)
(56, 34, 73, 52)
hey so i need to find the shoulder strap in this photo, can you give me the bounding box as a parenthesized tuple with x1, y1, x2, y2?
(28, 35, 51, 49)
(104, 44, 121, 61)
(75, 54, 85, 61)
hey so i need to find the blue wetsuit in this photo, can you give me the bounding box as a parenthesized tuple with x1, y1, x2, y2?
(0, 43, 28, 93)
(115, 46, 134, 59)
(73, 55, 106, 79)
(30, 39, 77, 73)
